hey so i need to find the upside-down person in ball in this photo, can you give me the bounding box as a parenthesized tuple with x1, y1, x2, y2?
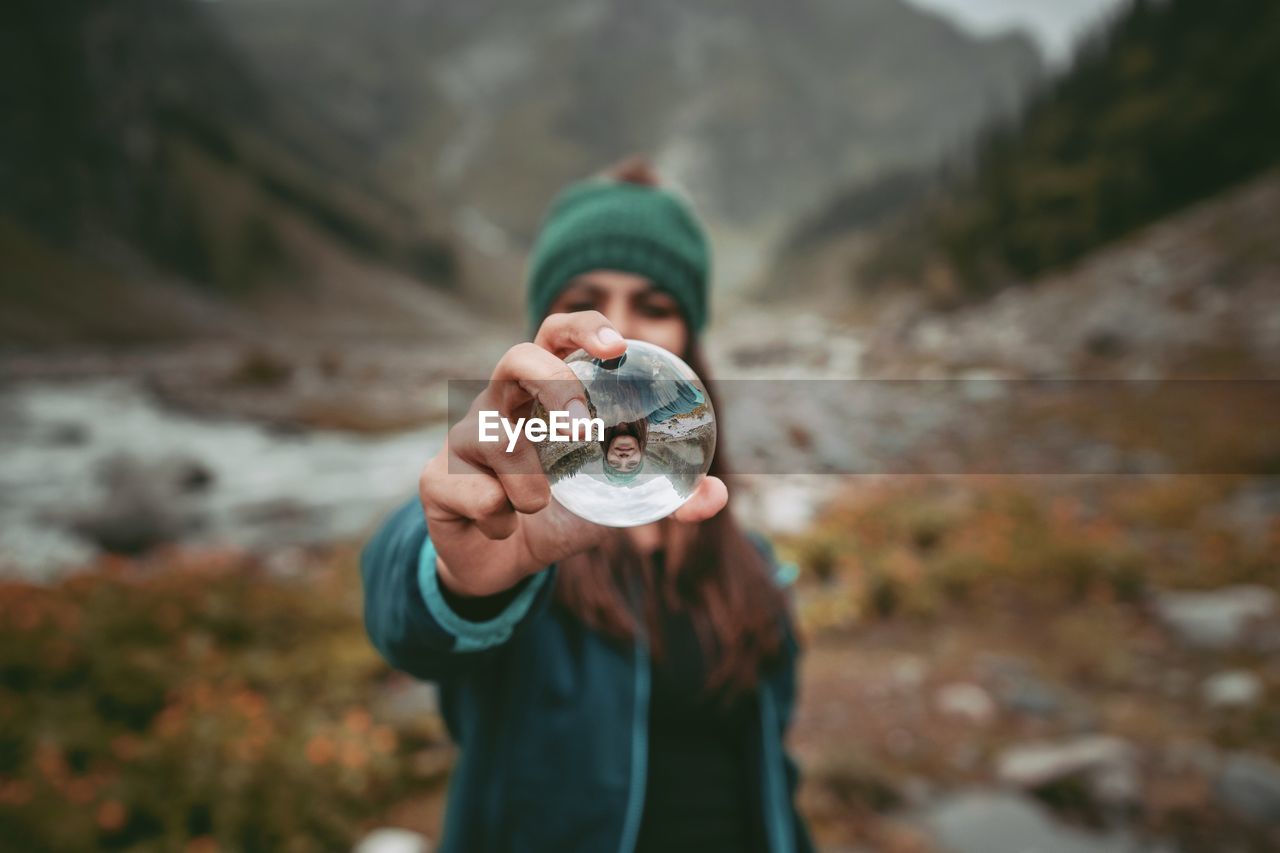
(602, 419, 648, 484)
(360, 158, 813, 853)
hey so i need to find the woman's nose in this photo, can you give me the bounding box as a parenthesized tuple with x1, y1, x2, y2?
(601, 303, 635, 338)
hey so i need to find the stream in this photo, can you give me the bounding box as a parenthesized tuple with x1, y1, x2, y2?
(0, 378, 440, 579)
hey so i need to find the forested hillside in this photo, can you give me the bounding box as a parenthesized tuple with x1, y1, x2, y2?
(863, 0, 1280, 297)
(1, 0, 459, 344)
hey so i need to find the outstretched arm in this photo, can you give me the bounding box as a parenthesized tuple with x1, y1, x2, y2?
(359, 496, 557, 682)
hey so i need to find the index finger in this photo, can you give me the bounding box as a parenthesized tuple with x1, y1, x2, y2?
(534, 310, 628, 360)
(488, 342, 594, 418)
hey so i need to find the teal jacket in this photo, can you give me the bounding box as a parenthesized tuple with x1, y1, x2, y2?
(359, 497, 815, 853)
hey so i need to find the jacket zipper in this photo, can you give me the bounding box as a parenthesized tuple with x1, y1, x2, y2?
(759, 684, 795, 853)
(616, 636, 650, 853)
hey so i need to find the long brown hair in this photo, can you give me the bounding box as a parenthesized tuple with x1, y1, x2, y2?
(554, 342, 788, 698)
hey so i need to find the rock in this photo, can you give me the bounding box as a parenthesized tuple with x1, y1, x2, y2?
(996, 735, 1140, 807)
(1214, 752, 1280, 825)
(167, 457, 215, 493)
(917, 790, 1140, 853)
(43, 421, 89, 446)
(1091, 761, 1143, 807)
(352, 828, 432, 853)
(996, 675, 1066, 717)
(935, 683, 996, 724)
(891, 655, 928, 691)
(978, 655, 1096, 723)
(1153, 585, 1277, 650)
(1083, 328, 1128, 359)
(976, 653, 1032, 679)
(1201, 670, 1263, 709)
(1204, 481, 1280, 553)
(67, 453, 203, 555)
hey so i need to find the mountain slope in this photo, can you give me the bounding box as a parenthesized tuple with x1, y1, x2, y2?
(212, 0, 1042, 247)
(2, 0, 1044, 343)
(859, 167, 1280, 380)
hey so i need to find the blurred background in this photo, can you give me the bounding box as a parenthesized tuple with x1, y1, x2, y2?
(2, 0, 1277, 850)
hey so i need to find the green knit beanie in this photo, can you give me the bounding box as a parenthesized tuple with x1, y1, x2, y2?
(526, 178, 711, 336)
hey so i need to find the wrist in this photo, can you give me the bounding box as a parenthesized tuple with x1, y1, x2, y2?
(432, 554, 535, 623)
(435, 553, 526, 599)
(415, 536, 553, 647)
(434, 554, 476, 597)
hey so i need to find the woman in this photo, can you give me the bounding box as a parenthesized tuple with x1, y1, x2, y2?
(602, 419, 647, 481)
(360, 158, 814, 853)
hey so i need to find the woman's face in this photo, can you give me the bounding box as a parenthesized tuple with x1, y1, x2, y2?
(605, 435, 642, 472)
(546, 270, 690, 357)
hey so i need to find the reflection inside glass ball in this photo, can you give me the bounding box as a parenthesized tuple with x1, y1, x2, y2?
(531, 339, 716, 527)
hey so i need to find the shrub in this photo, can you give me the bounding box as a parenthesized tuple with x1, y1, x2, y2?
(0, 550, 440, 851)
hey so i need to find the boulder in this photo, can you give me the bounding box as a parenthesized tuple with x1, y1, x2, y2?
(1153, 585, 1277, 650)
(67, 452, 210, 555)
(1214, 752, 1280, 825)
(918, 790, 1139, 853)
(1201, 670, 1263, 710)
(935, 683, 997, 724)
(996, 735, 1140, 807)
(353, 828, 432, 853)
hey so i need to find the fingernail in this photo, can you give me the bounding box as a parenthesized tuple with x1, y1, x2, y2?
(567, 398, 591, 423)
(597, 327, 623, 346)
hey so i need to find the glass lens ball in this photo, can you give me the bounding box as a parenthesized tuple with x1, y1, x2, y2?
(531, 339, 716, 527)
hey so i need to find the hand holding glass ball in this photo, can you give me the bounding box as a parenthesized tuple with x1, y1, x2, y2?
(418, 312, 726, 598)
(531, 339, 716, 527)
